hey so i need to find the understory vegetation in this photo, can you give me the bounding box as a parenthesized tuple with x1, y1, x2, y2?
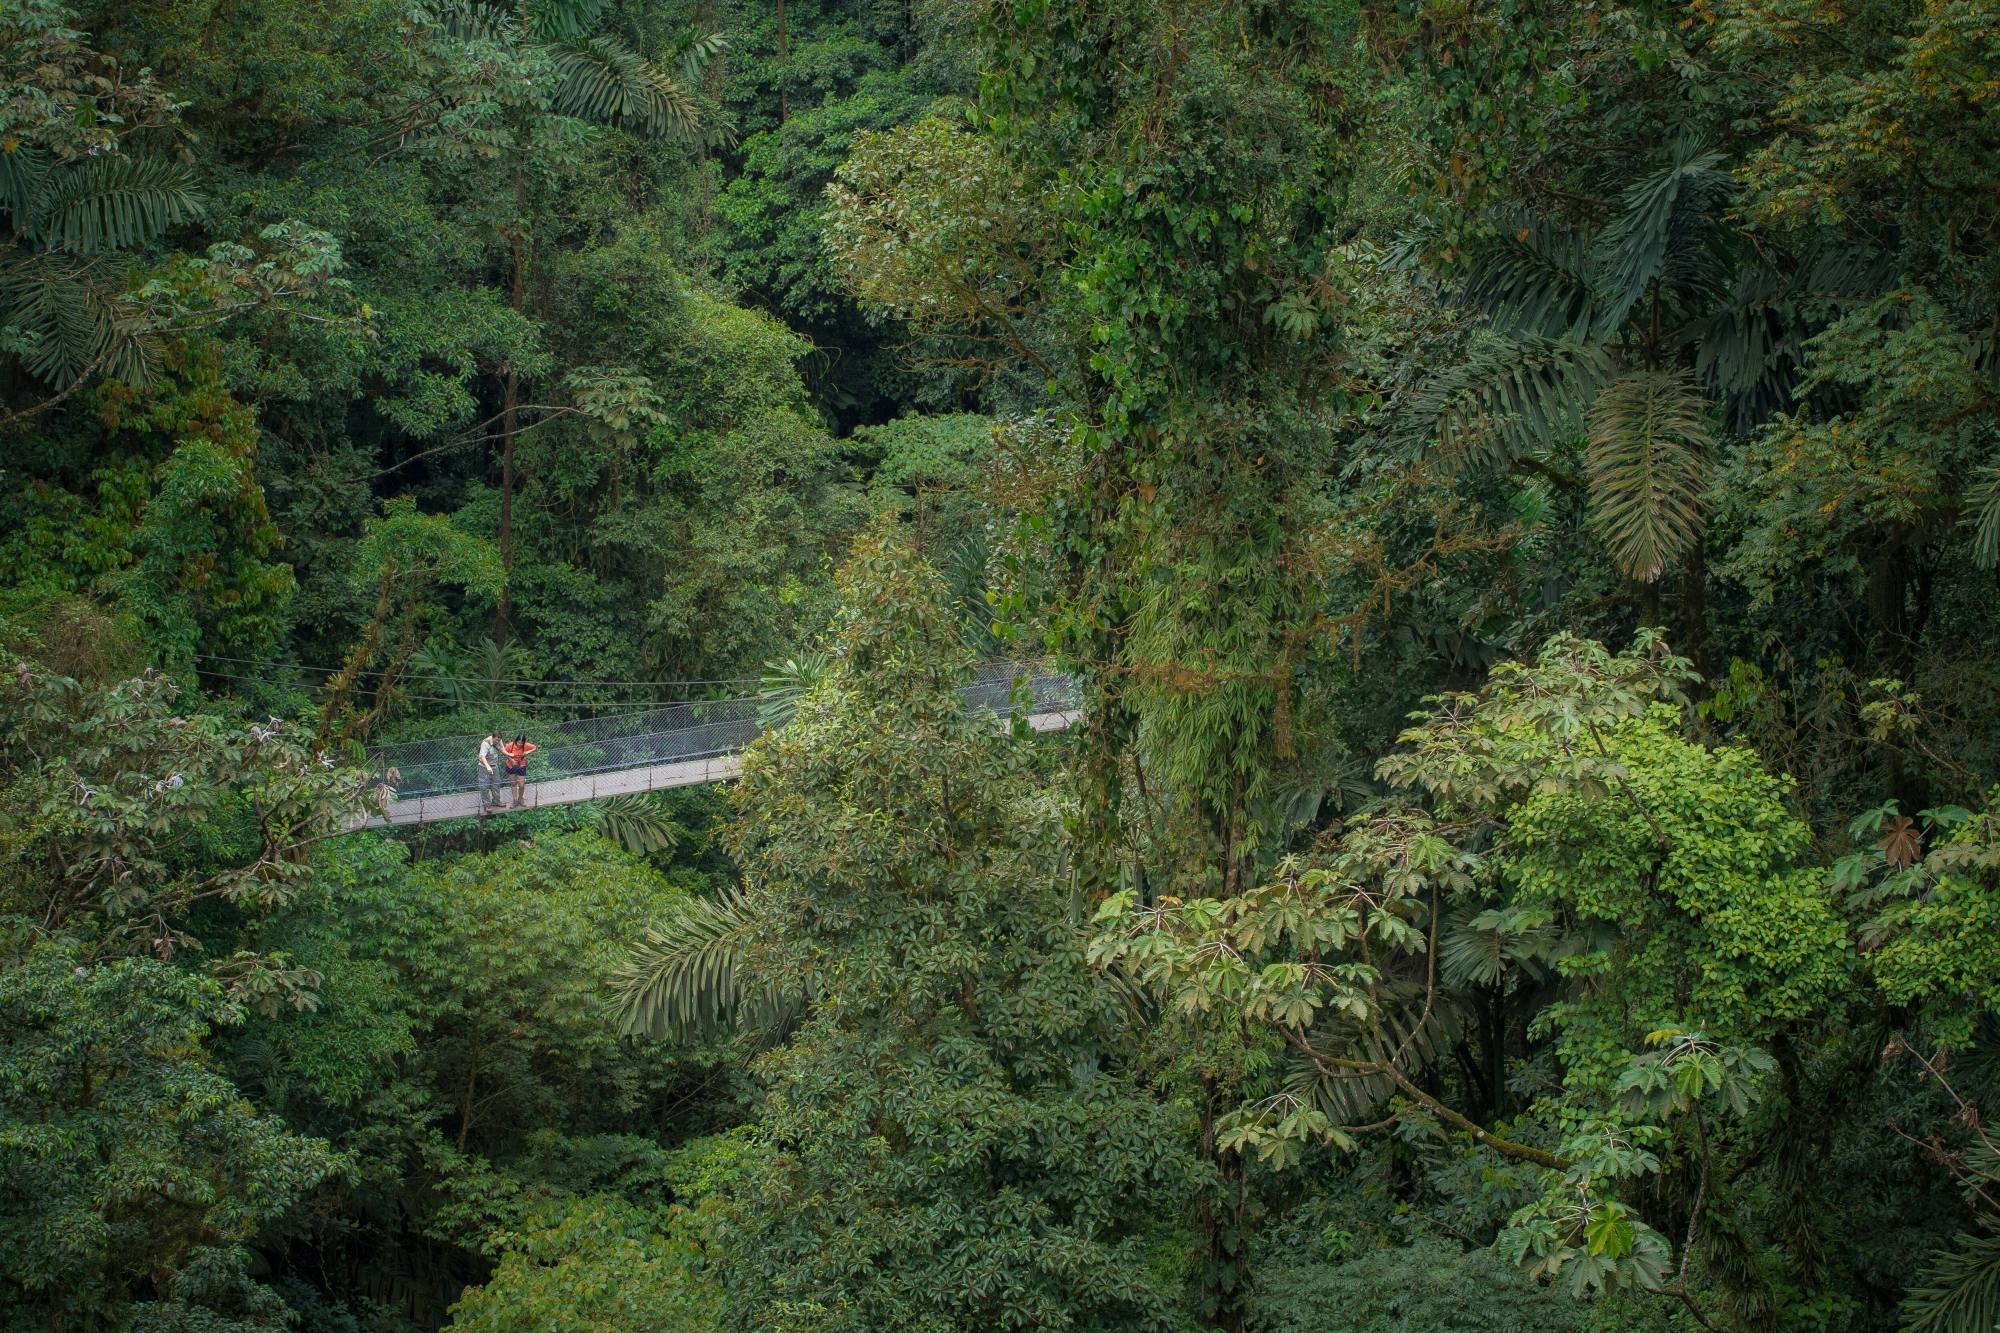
(3, 0, 1999, 1329)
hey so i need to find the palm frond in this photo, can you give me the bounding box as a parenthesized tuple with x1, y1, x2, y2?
(1586, 369, 1713, 582)
(1686, 265, 1805, 432)
(36, 153, 202, 255)
(415, 0, 517, 43)
(469, 637, 528, 705)
(1438, 902, 1553, 990)
(0, 145, 50, 226)
(944, 536, 1003, 655)
(1464, 212, 1599, 340)
(1797, 242, 1898, 308)
(758, 652, 830, 729)
(550, 36, 704, 142)
(598, 792, 680, 856)
(1967, 461, 2000, 569)
(1281, 984, 1468, 1125)
(1903, 1224, 2000, 1333)
(676, 30, 729, 87)
(612, 884, 803, 1040)
(1593, 141, 1731, 336)
(527, 0, 611, 39)
(1397, 334, 1609, 472)
(406, 642, 469, 705)
(0, 261, 156, 387)
(1269, 744, 1375, 837)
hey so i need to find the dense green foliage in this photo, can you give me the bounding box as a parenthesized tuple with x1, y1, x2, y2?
(3, 0, 1999, 1328)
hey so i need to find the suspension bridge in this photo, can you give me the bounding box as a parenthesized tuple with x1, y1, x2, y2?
(354, 661, 1079, 829)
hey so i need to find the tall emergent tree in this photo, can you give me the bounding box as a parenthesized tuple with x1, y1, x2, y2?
(975, 2, 1360, 898)
(620, 524, 1197, 1329)
(953, 7, 1377, 1321)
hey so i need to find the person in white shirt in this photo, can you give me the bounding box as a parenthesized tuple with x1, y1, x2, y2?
(476, 731, 502, 811)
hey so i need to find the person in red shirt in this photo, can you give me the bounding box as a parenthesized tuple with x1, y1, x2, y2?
(501, 734, 537, 809)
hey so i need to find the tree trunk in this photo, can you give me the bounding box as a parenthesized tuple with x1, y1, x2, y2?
(1867, 535, 1911, 669)
(1195, 1074, 1250, 1333)
(775, 0, 789, 125)
(1483, 986, 1508, 1118)
(494, 365, 517, 647)
(1680, 529, 1709, 682)
(493, 224, 527, 647)
(1868, 535, 1931, 812)
(1639, 575, 1662, 632)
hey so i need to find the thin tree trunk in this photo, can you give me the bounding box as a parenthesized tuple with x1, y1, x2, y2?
(494, 224, 526, 647)
(1483, 986, 1508, 1117)
(776, 0, 788, 124)
(495, 363, 517, 646)
(1680, 529, 1709, 681)
(320, 563, 396, 746)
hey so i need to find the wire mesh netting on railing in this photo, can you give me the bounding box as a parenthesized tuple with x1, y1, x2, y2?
(365, 660, 1078, 801)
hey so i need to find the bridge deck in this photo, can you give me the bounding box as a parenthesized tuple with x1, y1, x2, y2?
(358, 708, 1078, 829)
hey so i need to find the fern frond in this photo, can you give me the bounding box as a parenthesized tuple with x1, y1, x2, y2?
(1903, 1224, 2000, 1333)
(612, 885, 803, 1039)
(1593, 142, 1731, 336)
(1464, 213, 1599, 340)
(1586, 369, 1713, 582)
(550, 36, 703, 142)
(1397, 334, 1609, 473)
(36, 153, 202, 255)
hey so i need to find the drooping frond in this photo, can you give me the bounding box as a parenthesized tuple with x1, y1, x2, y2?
(1686, 266, 1804, 432)
(676, 29, 729, 87)
(1438, 902, 1553, 991)
(0, 145, 50, 226)
(416, 0, 518, 43)
(1281, 983, 1467, 1125)
(34, 153, 203, 255)
(1463, 213, 1599, 340)
(598, 792, 679, 856)
(550, 36, 704, 142)
(1397, 334, 1610, 472)
(1798, 242, 1898, 307)
(758, 652, 830, 729)
(1586, 369, 1713, 582)
(1967, 461, 2000, 569)
(1902, 1224, 2000, 1333)
(526, 0, 611, 40)
(612, 885, 803, 1040)
(1593, 141, 1731, 336)
(944, 536, 1003, 655)
(0, 260, 156, 387)
(1268, 743, 1375, 838)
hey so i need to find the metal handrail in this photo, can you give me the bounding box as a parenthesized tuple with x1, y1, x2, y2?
(365, 662, 1075, 803)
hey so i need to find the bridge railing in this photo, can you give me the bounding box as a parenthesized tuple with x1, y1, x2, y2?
(366, 660, 1077, 802)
